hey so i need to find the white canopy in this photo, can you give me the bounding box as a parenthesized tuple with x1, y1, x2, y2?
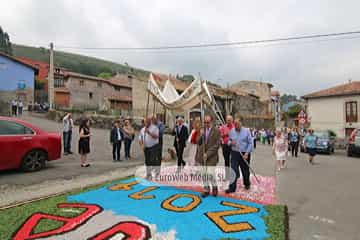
(147, 73, 225, 123)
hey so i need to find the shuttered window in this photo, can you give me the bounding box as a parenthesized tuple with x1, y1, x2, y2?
(346, 101, 358, 122)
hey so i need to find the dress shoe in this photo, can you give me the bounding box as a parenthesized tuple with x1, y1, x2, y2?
(225, 189, 235, 194)
(201, 191, 210, 198)
(212, 187, 218, 197)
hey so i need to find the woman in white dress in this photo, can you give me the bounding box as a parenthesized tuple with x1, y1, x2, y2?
(272, 129, 288, 171)
(186, 119, 201, 167)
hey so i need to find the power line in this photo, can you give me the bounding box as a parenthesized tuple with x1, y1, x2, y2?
(56, 34, 360, 55)
(56, 30, 360, 51)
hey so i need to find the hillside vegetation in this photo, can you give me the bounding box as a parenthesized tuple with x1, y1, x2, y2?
(12, 44, 149, 78)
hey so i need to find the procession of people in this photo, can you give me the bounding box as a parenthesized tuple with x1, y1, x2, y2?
(57, 107, 320, 198)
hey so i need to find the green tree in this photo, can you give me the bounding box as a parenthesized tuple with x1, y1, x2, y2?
(287, 104, 303, 118)
(0, 26, 13, 55)
(280, 94, 297, 105)
(35, 78, 45, 90)
(97, 72, 113, 79)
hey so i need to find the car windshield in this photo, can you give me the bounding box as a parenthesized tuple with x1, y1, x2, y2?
(314, 131, 329, 138)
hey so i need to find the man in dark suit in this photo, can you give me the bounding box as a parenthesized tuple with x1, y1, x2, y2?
(172, 116, 189, 169)
(110, 120, 124, 161)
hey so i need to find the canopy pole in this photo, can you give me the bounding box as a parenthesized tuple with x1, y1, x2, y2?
(152, 95, 156, 116)
(145, 90, 150, 118)
(199, 75, 206, 167)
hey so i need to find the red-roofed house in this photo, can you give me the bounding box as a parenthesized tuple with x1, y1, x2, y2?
(303, 80, 360, 138)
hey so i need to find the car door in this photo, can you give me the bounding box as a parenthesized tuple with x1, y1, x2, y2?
(0, 120, 35, 170)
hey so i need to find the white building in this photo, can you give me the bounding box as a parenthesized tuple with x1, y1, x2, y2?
(303, 81, 360, 139)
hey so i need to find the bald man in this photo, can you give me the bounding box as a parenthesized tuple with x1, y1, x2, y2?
(219, 115, 235, 180)
(226, 119, 253, 193)
(139, 117, 160, 179)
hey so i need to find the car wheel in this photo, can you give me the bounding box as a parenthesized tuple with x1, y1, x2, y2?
(21, 150, 47, 172)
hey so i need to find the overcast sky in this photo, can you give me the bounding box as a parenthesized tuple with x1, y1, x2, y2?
(2, 0, 360, 96)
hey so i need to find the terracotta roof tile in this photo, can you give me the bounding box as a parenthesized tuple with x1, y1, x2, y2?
(0, 52, 39, 73)
(303, 81, 360, 99)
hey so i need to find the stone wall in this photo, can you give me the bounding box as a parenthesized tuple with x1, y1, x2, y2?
(231, 81, 272, 102)
(132, 76, 170, 119)
(0, 100, 10, 116)
(46, 110, 143, 130)
(67, 76, 109, 110)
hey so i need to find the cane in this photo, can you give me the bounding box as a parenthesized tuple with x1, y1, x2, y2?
(239, 152, 261, 184)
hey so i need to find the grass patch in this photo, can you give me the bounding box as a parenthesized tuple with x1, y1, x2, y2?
(0, 195, 74, 240)
(0, 176, 131, 240)
(264, 205, 288, 240)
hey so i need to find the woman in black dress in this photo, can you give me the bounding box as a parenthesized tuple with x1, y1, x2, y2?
(79, 118, 91, 167)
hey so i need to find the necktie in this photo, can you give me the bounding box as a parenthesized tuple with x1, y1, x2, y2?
(206, 128, 210, 144)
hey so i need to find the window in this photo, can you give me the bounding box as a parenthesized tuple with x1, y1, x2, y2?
(346, 101, 358, 123)
(89, 92, 93, 99)
(0, 120, 34, 135)
(97, 82, 102, 88)
(80, 80, 85, 86)
(54, 77, 65, 88)
(114, 86, 121, 91)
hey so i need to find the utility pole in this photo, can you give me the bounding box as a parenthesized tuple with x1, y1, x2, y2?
(49, 42, 54, 110)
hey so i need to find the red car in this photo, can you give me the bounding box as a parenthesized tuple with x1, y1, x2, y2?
(0, 117, 61, 172)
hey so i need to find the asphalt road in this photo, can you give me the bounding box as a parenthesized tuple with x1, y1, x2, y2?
(1, 113, 360, 239)
(0, 113, 145, 186)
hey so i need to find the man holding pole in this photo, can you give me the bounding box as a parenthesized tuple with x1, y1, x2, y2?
(219, 115, 234, 180)
(226, 119, 253, 193)
(196, 115, 221, 197)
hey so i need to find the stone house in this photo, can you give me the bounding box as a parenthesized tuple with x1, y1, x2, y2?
(303, 80, 360, 140)
(53, 71, 132, 113)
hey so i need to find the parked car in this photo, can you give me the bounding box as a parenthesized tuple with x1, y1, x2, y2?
(0, 117, 61, 172)
(347, 129, 360, 157)
(300, 130, 336, 154)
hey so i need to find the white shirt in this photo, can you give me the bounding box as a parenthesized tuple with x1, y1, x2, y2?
(139, 124, 159, 148)
(63, 116, 74, 132)
(117, 128, 122, 141)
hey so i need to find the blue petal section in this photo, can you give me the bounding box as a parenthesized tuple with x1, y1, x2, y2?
(68, 177, 269, 240)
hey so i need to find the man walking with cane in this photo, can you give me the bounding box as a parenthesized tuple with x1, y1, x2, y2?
(226, 119, 253, 193)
